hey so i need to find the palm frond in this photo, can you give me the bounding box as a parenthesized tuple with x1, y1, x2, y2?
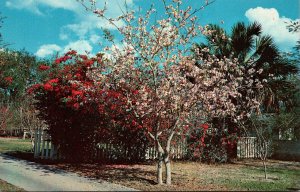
(246, 22, 262, 37)
(231, 22, 256, 60)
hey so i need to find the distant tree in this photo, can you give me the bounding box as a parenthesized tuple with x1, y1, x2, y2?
(278, 24, 300, 140)
(0, 49, 48, 135)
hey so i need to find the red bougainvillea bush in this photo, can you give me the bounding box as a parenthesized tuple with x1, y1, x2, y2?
(29, 51, 149, 162)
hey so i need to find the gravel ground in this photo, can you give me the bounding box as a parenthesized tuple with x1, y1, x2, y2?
(0, 153, 137, 191)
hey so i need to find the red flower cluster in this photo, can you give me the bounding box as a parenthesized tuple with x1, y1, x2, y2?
(201, 123, 209, 130)
(84, 59, 94, 67)
(79, 55, 88, 60)
(48, 78, 59, 84)
(30, 51, 108, 113)
(72, 90, 84, 97)
(55, 56, 71, 64)
(132, 90, 139, 95)
(4, 76, 13, 85)
(66, 50, 77, 55)
(38, 65, 51, 71)
(44, 83, 53, 91)
(27, 84, 41, 94)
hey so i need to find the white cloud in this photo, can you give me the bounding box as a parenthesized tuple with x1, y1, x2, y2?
(61, 18, 125, 39)
(6, 0, 135, 37)
(58, 2, 128, 39)
(89, 34, 101, 44)
(245, 7, 300, 51)
(35, 44, 61, 57)
(38, 0, 79, 11)
(5, 0, 137, 14)
(7, 0, 138, 55)
(36, 40, 94, 58)
(5, 0, 79, 15)
(6, 0, 43, 15)
(63, 40, 93, 54)
(59, 33, 69, 41)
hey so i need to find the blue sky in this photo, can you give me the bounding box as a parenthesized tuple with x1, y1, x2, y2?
(0, 0, 299, 58)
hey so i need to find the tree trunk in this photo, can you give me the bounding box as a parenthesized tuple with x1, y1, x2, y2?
(263, 159, 267, 179)
(164, 130, 175, 185)
(157, 152, 163, 185)
(262, 141, 268, 179)
(164, 154, 171, 185)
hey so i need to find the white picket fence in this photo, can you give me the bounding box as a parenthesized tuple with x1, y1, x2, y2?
(145, 142, 187, 160)
(237, 137, 259, 158)
(33, 128, 57, 159)
(33, 130, 263, 160)
(92, 142, 187, 161)
(33, 128, 187, 160)
(237, 137, 272, 159)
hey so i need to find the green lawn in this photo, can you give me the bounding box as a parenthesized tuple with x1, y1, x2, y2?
(0, 137, 32, 153)
(218, 163, 300, 191)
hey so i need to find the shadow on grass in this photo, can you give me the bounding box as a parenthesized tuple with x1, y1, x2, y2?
(56, 162, 157, 185)
(3, 151, 158, 186)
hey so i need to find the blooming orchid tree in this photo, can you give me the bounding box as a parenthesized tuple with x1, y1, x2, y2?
(77, 0, 265, 185)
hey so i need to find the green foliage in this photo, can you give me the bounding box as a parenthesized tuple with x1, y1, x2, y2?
(0, 49, 47, 104)
(274, 76, 300, 140)
(0, 49, 49, 135)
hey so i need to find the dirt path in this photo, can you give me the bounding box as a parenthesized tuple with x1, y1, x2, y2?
(0, 154, 137, 191)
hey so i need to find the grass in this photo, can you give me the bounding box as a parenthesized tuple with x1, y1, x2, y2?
(0, 137, 32, 153)
(0, 137, 299, 191)
(0, 179, 25, 192)
(49, 159, 300, 191)
(213, 161, 300, 191)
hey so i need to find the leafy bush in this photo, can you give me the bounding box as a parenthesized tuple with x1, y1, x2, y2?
(30, 51, 149, 162)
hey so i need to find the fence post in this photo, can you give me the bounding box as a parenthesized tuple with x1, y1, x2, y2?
(45, 140, 50, 159)
(34, 129, 38, 158)
(50, 141, 54, 159)
(41, 131, 45, 159)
